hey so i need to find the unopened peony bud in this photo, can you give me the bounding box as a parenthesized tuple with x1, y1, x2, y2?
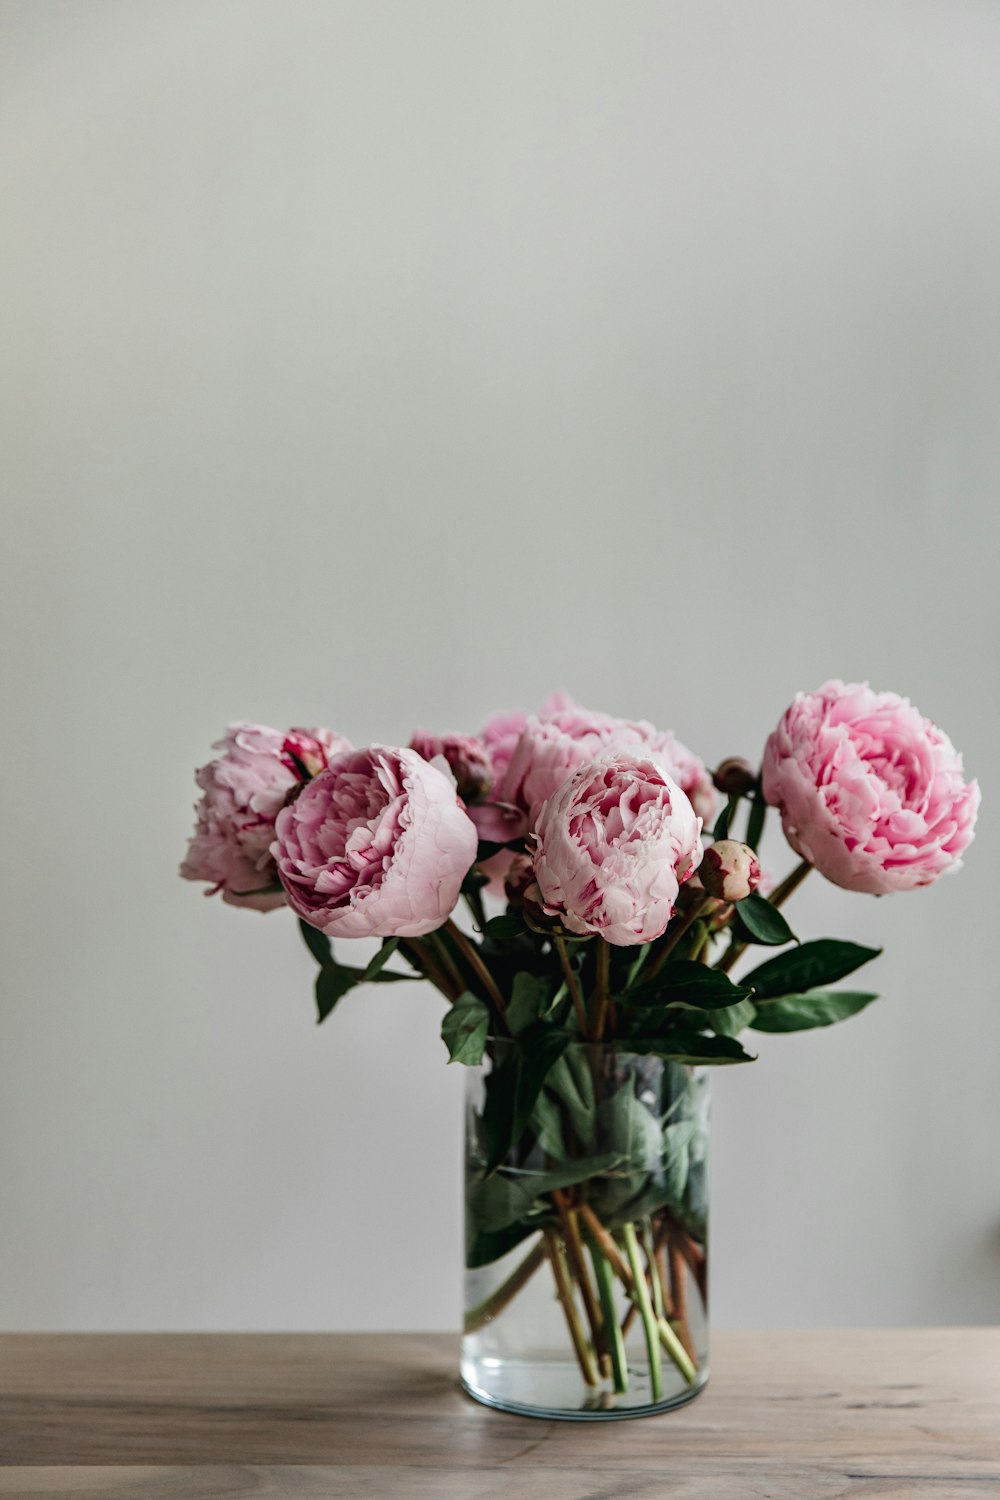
(699, 840, 761, 903)
(503, 854, 536, 907)
(712, 757, 757, 797)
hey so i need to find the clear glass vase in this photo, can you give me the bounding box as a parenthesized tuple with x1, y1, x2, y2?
(462, 1041, 710, 1420)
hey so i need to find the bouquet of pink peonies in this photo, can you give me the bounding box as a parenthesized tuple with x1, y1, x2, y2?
(182, 683, 979, 1419)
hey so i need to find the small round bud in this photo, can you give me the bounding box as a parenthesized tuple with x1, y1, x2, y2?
(699, 840, 761, 903)
(712, 756, 757, 797)
(503, 854, 535, 908)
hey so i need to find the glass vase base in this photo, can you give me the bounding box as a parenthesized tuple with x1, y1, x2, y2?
(461, 1357, 709, 1422)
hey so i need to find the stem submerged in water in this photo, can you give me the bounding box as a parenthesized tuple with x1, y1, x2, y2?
(622, 1222, 663, 1402)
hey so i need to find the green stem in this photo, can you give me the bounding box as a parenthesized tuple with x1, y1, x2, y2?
(621, 1222, 663, 1402)
(464, 884, 488, 933)
(463, 1238, 546, 1335)
(716, 859, 812, 975)
(767, 859, 812, 910)
(643, 898, 714, 983)
(578, 1204, 695, 1385)
(643, 1223, 664, 1323)
(590, 1243, 628, 1393)
(398, 938, 460, 1000)
(591, 939, 611, 1039)
(544, 1229, 600, 1387)
(442, 918, 508, 1023)
(554, 934, 590, 1038)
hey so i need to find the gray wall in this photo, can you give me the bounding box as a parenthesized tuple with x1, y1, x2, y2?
(1, 0, 997, 1332)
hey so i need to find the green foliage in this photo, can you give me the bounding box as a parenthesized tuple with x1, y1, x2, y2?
(506, 971, 555, 1035)
(298, 919, 332, 967)
(360, 937, 401, 982)
(709, 997, 757, 1037)
(744, 940, 882, 998)
(750, 990, 880, 1032)
(298, 919, 409, 1025)
(441, 992, 491, 1065)
(745, 780, 767, 850)
(621, 960, 754, 1010)
(625, 1031, 755, 1065)
(733, 891, 797, 946)
(483, 914, 527, 941)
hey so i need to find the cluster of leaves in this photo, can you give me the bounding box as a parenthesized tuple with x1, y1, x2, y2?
(466, 1052, 709, 1269)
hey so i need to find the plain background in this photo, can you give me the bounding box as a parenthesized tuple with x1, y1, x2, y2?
(1, 0, 998, 1333)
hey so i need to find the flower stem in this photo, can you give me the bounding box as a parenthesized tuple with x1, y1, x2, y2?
(442, 918, 508, 1023)
(553, 935, 590, 1038)
(768, 859, 812, 910)
(622, 1222, 663, 1402)
(644, 898, 714, 983)
(579, 1206, 695, 1385)
(552, 1192, 607, 1376)
(716, 859, 812, 974)
(590, 1243, 628, 1393)
(543, 1229, 599, 1387)
(591, 940, 611, 1040)
(398, 938, 461, 1000)
(463, 1238, 546, 1335)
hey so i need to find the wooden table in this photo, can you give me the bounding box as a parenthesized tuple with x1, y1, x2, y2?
(1, 1330, 997, 1497)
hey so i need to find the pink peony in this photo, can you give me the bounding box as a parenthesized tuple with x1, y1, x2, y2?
(181, 723, 350, 910)
(409, 729, 493, 801)
(533, 751, 704, 946)
(272, 746, 478, 937)
(762, 681, 980, 894)
(502, 703, 716, 829)
(478, 691, 578, 796)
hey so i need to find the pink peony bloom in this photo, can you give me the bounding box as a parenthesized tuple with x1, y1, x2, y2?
(533, 751, 704, 946)
(478, 692, 578, 798)
(272, 745, 478, 937)
(762, 681, 980, 895)
(409, 729, 493, 801)
(502, 703, 716, 829)
(181, 723, 350, 910)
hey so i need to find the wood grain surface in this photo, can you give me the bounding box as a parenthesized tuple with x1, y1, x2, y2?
(0, 1330, 997, 1497)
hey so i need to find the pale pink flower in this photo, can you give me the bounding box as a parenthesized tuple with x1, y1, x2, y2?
(762, 681, 980, 894)
(533, 751, 704, 946)
(181, 723, 350, 910)
(409, 730, 493, 801)
(502, 703, 715, 829)
(272, 746, 478, 937)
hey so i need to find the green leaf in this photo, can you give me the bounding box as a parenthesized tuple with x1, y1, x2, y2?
(483, 914, 526, 940)
(543, 1051, 597, 1154)
(744, 940, 883, 999)
(712, 795, 738, 842)
(314, 963, 358, 1023)
(507, 971, 553, 1036)
(298, 918, 332, 968)
(745, 782, 766, 851)
(466, 1220, 544, 1269)
(476, 838, 527, 862)
(530, 1091, 567, 1158)
(441, 991, 491, 1065)
(469, 1153, 622, 1234)
(709, 997, 757, 1037)
(750, 990, 880, 1033)
(511, 1024, 572, 1148)
(627, 1031, 756, 1066)
(361, 937, 401, 983)
(597, 1082, 664, 1170)
(733, 891, 797, 946)
(622, 959, 754, 1011)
